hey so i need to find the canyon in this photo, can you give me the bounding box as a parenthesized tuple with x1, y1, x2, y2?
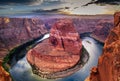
(0, 15, 113, 60)
(0, 17, 48, 81)
(0, 15, 114, 81)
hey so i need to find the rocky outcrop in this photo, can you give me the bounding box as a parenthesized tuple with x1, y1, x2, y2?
(26, 19, 82, 78)
(0, 60, 11, 81)
(49, 19, 82, 54)
(0, 17, 48, 60)
(86, 12, 120, 81)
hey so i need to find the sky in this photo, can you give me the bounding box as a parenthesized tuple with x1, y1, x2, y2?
(0, 0, 120, 16)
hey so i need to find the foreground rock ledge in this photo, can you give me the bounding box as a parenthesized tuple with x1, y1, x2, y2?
(86, 12, 120, 81)
(26, 19, 83, 79)
(0, 60, 11, 81)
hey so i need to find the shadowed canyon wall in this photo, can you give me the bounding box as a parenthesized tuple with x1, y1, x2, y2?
(0, 17, 48, 81)
(0, 18, 48, 60)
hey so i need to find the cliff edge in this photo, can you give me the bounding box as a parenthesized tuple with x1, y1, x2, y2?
(85, 12, 120, 81)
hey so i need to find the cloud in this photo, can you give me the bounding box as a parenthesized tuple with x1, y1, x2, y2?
(0, 0, 43, 5)
(0, 7, 6, 9)
(0, 0, 63, 5)
(32, 7, 70, 14)
(32, 8, 61, 13)
(83, 0, 120, 6)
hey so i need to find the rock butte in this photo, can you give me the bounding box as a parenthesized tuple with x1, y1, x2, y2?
(26, 19, 82, 78)
(85, 12, 120, 81)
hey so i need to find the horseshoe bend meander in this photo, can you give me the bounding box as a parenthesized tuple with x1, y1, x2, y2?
(2, 33, 103, 81)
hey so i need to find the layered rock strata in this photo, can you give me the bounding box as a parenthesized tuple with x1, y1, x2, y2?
(85, 12, 120, 81)
(0, 17, 48, 81)
(0, 17, 48, 60)
(27, 19, 82, 78)
(91, 19, 113, 43)
(44, 15, 113, 43)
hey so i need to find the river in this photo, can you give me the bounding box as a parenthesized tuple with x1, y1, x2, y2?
(9, 34, 103, 81)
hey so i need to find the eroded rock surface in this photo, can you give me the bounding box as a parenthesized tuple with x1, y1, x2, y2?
(50, 19, 82, 54)
(0, 17, 48, 60)
(0, 61, 11, 81)
(0, 17, 48, 81)
(91, 19, 113, 42)
(86, 12, 120, 81)
(26, 19, 82, 78)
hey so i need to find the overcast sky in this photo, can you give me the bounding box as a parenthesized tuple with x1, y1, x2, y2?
(0, 0, 120, 16)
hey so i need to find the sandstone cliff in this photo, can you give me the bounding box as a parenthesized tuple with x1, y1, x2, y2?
(0, 17, 48, 60)
(91, 19, 113, 42)
(85, 12, 120, 81)
(0, 17, 47, 81)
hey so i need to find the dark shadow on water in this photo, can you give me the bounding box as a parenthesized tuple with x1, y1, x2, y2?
(3, 34, 44, 69)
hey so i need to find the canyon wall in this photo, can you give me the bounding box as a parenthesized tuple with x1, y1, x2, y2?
(0, 17, 48, 60)
(0, 15, 114, 81)
(0, 16, 114, 60)
(0, 17, 48, 81)
(86, 12, 120, 81)
(43, 15, 113, 43)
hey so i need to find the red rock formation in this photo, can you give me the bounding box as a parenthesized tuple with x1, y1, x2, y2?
(0, 17, 47, 81)
(86, 12, 120, 81)
(0, 17, 48, 60)
(0, 60, 11, 81)
(50, 19, 82, 54)
(26, 19, 82, 78)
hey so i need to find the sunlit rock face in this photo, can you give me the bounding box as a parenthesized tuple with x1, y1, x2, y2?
(26, 19, 82, 78)
(0, 18, 47, 60)
(0, 60, 11, 81)
(87, 12, 120, 81)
